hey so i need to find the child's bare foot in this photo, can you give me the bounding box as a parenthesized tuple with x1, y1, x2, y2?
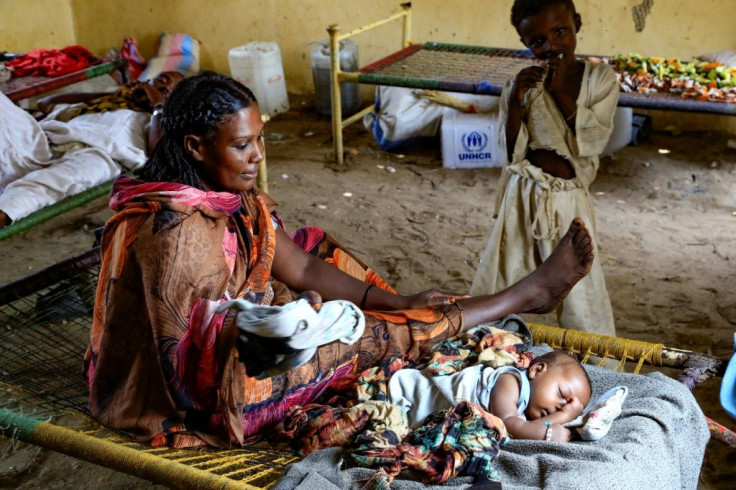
(520, 217, 594, 314)
(0, 211, 10, 228)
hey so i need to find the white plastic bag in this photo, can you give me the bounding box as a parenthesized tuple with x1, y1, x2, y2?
(363, 86, 499, 150)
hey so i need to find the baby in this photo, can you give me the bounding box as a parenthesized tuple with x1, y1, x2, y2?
(388, 351, 591, 442)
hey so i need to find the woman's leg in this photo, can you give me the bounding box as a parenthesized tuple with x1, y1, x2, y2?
(294, 218, 594, 371)
(459, 217, 594, 327)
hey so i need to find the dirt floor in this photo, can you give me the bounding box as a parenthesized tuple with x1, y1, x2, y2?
(1, 96, 735, 488)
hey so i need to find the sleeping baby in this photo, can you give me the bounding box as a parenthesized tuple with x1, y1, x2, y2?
(388, 351, 592, 442)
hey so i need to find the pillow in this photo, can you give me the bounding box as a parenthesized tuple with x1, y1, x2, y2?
(138, 32, 200, 81)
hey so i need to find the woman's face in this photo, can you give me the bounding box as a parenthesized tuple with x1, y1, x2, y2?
(193, 105, 265, 193)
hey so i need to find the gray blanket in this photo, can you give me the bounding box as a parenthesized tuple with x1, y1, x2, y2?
(274, 346, 709, 490)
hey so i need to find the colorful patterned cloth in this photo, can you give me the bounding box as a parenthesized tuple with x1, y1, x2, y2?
(280, 323, 533, 487)
(86, 176, 464, 448)
(55, 84, 155, 122)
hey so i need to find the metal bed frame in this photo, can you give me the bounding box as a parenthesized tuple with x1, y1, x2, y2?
(327, 3, 736, 165)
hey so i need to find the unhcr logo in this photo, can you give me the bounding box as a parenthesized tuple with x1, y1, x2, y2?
(459, 131, 492, 161)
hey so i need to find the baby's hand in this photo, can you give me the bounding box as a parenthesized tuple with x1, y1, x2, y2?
(548, 423, 573, 442)
(561, 396, 585, 418)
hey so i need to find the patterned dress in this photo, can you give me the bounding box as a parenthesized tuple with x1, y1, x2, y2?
(85, 176, 463, 448)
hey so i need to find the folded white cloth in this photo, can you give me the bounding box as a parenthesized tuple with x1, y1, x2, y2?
(216, 298, 365, 379)
(566, 385, 629, 441)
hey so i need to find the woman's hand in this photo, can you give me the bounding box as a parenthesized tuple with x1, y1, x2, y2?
(399, 289, 470, 310)
(296, 290, 323, 311)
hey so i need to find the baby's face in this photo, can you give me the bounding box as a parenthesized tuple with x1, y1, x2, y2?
(524, 363, 591, 420)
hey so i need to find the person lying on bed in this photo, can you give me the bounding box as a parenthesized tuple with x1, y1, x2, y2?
(0, 71, 184, 228)
(85, 71, 598, 449)
(388, 351, 591, 442)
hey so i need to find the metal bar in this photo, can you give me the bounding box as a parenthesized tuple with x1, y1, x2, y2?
(0, 180, 114, 241)
(258, 114, 270, 193)
(337, 71, 361, 83)
(341, 104, 375, 129)
(329, 4, 414, 165)
(401, 2, 412, 48)
(328, 24, 345, 165)
(2, 59, 127, 103)
(356, 73, 442, 90)
(0, 409, 260, 489)
(337, 8, 410, 42)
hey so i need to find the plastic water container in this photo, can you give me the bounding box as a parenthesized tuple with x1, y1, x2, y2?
(601, 107, 633, 157)
(311, 39, 360, 117)
(229, 42, 289, 117)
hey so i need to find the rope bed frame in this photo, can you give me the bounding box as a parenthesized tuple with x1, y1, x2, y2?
(327, 3, 736, 165)
(0, 248, 733, 488)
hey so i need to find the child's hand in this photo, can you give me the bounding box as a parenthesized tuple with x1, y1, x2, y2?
(543, 55, 568, 95)
(511, 66, 546, 103)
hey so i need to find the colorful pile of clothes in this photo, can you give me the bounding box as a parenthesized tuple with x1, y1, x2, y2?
(6, 45, 98, 77)
(276, 319, 533, 489)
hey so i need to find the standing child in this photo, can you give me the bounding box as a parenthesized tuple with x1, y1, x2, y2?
(471, 0, 618, 336)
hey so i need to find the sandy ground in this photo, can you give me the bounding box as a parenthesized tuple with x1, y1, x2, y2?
(1, 96, 735, 488)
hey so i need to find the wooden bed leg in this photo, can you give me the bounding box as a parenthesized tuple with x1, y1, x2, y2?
(328, 24, 344, 166)
(706, 417, 736, 448)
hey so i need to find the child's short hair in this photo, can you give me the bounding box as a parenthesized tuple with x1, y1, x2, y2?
(510, 0, 578, 31)
(530, 351, 592, 392)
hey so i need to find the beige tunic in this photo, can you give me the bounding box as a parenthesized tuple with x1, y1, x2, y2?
(471, 61, 618, 336)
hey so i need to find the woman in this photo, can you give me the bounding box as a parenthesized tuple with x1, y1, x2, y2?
(85, 72, 596, 448)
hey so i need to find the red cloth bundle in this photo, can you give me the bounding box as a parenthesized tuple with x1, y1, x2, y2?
(7, 46, 99, 77)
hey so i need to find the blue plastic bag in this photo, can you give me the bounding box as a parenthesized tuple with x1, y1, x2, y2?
(720, 332, 736, 420)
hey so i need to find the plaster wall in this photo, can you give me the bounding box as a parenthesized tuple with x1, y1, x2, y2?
(65, 0, 736, 94)
(1, 0, 76, 52)
(4, 1, 735, 131)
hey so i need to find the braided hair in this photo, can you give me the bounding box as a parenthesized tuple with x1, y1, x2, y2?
(510, 0, 577, 32)
(138, 71, 258, 189)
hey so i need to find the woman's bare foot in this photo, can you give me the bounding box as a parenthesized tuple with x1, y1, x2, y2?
(459, 218, 594, 327)
(521, 217, 594, 314)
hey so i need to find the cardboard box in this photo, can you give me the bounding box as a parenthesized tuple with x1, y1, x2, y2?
(441, 112, 503, 169)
